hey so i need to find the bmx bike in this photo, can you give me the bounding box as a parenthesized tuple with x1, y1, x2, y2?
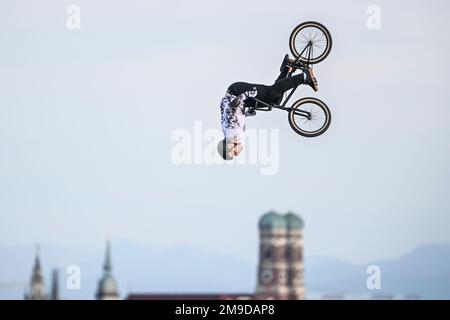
(249, 21, 333, 137)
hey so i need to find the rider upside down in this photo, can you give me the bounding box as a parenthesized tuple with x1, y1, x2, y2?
(217, 54, 319, 160)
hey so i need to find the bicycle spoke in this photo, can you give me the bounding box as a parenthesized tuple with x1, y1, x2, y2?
(292, 23, 330, 63)
(293, 102, 327, 133)
(312, 27, 321, 41)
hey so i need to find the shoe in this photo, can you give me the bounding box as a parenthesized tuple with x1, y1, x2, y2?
(303, 67, 319, 92)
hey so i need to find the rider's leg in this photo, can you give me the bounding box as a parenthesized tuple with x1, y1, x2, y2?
(269, 73, 307, 97)
(274, 66, 290, 83)
(274, 54, 291, 83)
(227, 82, 268, 100)
(269, 67, 318, 96)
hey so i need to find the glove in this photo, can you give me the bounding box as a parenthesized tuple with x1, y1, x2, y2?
(245, 87, 258, 99)
(245, 108, 257, 117)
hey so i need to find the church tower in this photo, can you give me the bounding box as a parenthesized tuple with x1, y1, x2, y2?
(25, 245, 47, 300)
(256, 211, 305, 300)
(285, 212, 305, 299)
(95, 240, 120, 300)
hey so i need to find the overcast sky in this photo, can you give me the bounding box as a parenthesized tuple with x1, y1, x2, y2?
(0, 0, 449, 265)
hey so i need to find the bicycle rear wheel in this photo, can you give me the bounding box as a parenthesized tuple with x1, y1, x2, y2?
(288, 97, 331, 137)
(289, 21, 332, 65)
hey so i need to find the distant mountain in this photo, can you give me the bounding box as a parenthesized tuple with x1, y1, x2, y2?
(306, 244, 450, 299)
(1, 242, 449, 299)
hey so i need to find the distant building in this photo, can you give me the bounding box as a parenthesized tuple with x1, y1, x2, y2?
(255, 211, 305, 300)
(127, 294, 253, 300)
(24, 245, 60, 300)
(50, 269, 59, 300)
(25, 245, 46, 300)
(95, 240, 120, 300)
(126, 211, 305, 300)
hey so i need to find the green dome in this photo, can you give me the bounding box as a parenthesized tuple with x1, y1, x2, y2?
(259, 211, 287, 229)
(285, 212, 304, 229)
(259, 211, 304, 230)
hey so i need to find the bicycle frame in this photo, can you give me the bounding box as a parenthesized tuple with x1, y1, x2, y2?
(249, 42, 314, 119)
(251, 95, 311, 120)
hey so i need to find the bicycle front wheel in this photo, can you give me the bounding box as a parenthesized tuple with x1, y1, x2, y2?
(288, 97, 331, 137)
(289, 21, 332, 65)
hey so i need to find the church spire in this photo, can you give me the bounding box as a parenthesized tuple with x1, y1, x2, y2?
(31, 244, 44, 285)
(103, 239, 112, 274)
(25, 244, 46, 300)
(33, 244, 42, 274)
(95, 239, 119, 300)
